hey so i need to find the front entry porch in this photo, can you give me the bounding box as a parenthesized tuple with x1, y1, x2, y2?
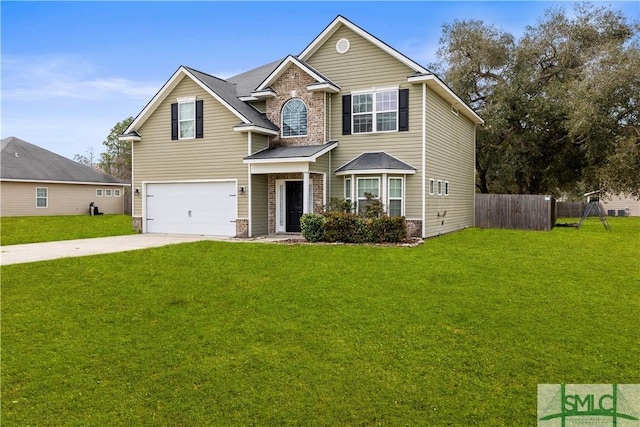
(269, 172, 325, 234)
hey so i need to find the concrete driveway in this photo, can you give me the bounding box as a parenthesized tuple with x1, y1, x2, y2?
(0, 234, 288, 266)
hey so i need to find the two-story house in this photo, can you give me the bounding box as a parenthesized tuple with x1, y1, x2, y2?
(120, 15, 483, 239)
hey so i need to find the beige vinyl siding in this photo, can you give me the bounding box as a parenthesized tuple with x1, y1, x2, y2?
(0, 181, 125, 216)
(250, 174, 268, 235)
(309, 152, 330, 175)
(250, 133, 269, 154)
(249, 100, 267, 114)
(133, 76, 249, 218)
(424, 86, 476, 237)
(307, 25, 423, 220)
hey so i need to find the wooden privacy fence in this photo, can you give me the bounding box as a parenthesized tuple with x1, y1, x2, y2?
(556, 201, 585, 218)
(475, 194, 556, 231)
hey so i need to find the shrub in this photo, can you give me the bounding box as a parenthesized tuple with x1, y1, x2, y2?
(300, 213, 326, 242)
(369, 215, 407, 243)
(326, 198, 354, 213)
(323, 211, 366, 243)
(360, 193, 385, 219)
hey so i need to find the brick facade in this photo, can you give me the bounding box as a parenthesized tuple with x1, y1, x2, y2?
(265, 65, 325, 148)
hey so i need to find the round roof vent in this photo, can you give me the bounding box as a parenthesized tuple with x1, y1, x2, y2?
(336, 38, 350, 54)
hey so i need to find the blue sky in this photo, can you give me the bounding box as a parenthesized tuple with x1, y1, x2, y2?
(2, 1, 638, 160)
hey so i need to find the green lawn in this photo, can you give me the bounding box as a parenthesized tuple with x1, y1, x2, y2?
(2, 218, 639, 425)
(0, 215, 136, 245)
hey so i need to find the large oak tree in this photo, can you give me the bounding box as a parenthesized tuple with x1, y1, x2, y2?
(432, 4, 639, 197)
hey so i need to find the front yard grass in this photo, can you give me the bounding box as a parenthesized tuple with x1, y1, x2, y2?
(0, 214, 136, 245)
(2, 218, 639, 425)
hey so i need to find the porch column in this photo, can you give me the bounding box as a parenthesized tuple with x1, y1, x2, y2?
(303, 171, 310, 214)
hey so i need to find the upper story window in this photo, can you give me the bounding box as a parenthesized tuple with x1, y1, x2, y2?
(171, 99, 203, 140)
(282, 99, 307, 137)
(343, 89, 408, 135)
(179, 100, 195, 139)
(353, 90, 397, 133)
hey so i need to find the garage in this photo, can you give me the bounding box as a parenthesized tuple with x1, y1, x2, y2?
(145, 181, 237, 236)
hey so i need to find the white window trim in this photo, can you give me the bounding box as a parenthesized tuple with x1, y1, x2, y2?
(105, 189, 112, 197)
(356, 177, 380, 212)
(444, 181, 450, 196)
(281, 98, 308, 138)
(344, 177, 352, 204)
(388, 177, 404, 216)
(114, 189, 121, 197)
(178, 98, 196, 140)
(437, 179, 443, 196)
(429, 179, 435, 196)
(351, 87, 399, 134)
(36, 187, 48, 208)
(96, 189, 103, 197)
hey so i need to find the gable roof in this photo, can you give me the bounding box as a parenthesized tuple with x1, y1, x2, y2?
(122, 65, 279, 138)
(299, 15, 483, 125)
(122, 15, 482, 138)
(299, 15, 430, 75)
(1, 137, 128, 185)
(335, 152, 416, 175)
(253, 55, 340, 94)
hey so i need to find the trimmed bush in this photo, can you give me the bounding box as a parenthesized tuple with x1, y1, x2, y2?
(300, 213, 326, 242)
(323, 211, 366, 243)
(369, 215, 407, 243)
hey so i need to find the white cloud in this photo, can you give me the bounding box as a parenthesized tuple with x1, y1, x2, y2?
(2, 55, 160, 101)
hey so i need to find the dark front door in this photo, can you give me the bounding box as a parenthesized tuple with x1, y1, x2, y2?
(286, 181, 303, 232)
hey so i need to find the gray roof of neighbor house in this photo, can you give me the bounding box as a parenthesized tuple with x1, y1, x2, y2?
(1, 136, 129, 184)
(335, 152, 416, 173)
(244, 141, 338, 161)
(184, 66, 279, 132)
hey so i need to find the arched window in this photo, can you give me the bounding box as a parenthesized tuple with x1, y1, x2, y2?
(282, 99, 307, 137)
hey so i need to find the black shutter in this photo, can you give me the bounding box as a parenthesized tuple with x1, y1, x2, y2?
(195, 100, 204, 138)
(171, 103, 178, 140)
(342, 95, 351, 135)
(399, 89, 409, 132)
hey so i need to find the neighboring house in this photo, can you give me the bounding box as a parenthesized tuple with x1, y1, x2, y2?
(1, 136, 129, 216)
(585, 191, 640, 217)
(121, 15, 483, 238)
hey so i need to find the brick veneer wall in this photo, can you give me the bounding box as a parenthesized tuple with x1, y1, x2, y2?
(406, 219, 422, 238)
(235, 219, 249, 238)
(266, 65, 325, 148)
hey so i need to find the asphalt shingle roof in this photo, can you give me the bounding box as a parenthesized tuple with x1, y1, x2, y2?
(245, 141, 337, 160)
(1, 136, 128, 184)
(184, 66, 279, 132)
(335, 152, 416, 173)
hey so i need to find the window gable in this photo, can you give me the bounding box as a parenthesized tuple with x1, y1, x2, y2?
(282, 98, 308, 137)
(171, 99, 203, 140)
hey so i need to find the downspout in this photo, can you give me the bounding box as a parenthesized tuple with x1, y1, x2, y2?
(247, 131, 252, 237)
(422, 82, 427, 238)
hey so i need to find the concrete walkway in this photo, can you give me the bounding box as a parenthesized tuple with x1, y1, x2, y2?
(0, 234, 293, 266)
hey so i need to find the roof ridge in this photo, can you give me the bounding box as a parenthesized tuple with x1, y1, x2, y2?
(183, 66, 231, 84)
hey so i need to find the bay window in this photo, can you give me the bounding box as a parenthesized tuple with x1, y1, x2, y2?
(357, 177, 380, 213)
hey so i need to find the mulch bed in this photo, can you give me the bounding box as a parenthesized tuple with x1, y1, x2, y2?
(275, 237, 424, 247)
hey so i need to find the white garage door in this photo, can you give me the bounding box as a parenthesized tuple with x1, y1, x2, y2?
(145, 182, 237, 236)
